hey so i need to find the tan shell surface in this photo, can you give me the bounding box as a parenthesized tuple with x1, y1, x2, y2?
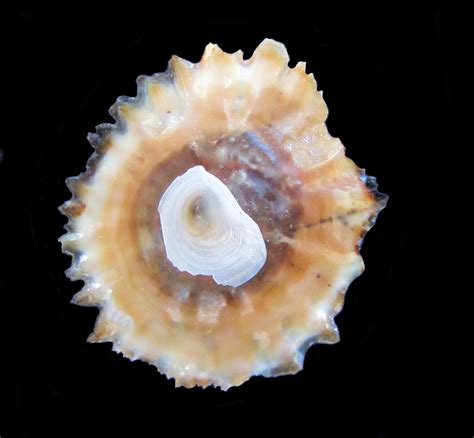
(60, 39, 387, 389)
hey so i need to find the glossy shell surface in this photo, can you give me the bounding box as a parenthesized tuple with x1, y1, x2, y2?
(60, 39, 387, 389)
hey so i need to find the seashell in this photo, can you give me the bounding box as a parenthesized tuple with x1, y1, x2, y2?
(60, 39, 387, 390)
(158, 165, 267, 287)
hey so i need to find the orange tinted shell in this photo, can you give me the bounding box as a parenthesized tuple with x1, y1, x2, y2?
(60, 39, 387, 389)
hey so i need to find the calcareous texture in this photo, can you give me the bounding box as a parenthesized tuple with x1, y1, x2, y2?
(158, 165, 267, 288)
(59, 39, 387, 389)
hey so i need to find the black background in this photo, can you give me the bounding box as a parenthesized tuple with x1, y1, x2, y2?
(8, 5, 461, 436)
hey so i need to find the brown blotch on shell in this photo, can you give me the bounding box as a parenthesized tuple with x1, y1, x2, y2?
(129, 129, 304, 309)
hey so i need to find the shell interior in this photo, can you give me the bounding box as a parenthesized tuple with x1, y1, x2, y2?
(60, 39, 388, 390)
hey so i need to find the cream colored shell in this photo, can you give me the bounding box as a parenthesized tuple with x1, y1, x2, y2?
(60, 39, 387, 389)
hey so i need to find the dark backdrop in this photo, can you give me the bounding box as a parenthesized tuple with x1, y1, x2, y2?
(8, 6, 458, 436)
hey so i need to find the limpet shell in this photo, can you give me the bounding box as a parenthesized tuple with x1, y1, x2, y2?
(60, 39, 387, 389)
